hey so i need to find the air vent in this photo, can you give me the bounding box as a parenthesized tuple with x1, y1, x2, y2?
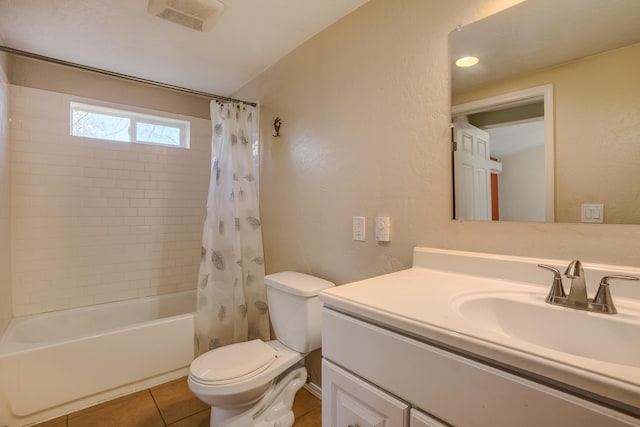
(147, 0, 225, 32)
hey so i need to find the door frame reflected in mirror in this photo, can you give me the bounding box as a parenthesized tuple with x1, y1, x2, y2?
(452, 84, 555, 222)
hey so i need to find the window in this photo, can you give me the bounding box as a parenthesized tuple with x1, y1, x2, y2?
(70, 102, 190, 148)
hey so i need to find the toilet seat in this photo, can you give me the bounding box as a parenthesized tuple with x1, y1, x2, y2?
(190, 339, 277, 385)
(188, 340, 303, 398)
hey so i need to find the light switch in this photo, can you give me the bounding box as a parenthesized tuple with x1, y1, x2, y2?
(581, 204, 604, 223)
(353, 216, 365, 241)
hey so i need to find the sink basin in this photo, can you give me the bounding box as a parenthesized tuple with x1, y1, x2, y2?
(453, 292, 640, 367)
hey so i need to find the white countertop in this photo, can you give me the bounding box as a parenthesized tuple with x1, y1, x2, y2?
(319, 248, 640, 411)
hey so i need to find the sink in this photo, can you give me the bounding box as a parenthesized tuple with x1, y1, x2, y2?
(453, 292, 640, 367)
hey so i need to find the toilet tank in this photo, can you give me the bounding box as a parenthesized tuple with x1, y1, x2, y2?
(264, 272, 335, 353)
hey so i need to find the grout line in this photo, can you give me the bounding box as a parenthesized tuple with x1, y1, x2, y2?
(166, 408, 210, 426)
(148, 388, 168, 426)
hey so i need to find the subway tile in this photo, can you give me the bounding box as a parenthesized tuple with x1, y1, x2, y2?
(116, 207, 137, 217)
(101, 188, 124, 198)
(116, 178, 138, 189)
(100, 216, 124, 226)
(130, 198, 150, 207)
(137, 207, 157, 217)
(84, 167, 108, 178)
(123, 216, 146, 225)
(106, 197, 129, 207)
(92, 207, 116, 217)
(150, 198, 170, 208)
(124, 188, 146, 199)
(9, 86, 211, 315)
(137, 180, 157, 190)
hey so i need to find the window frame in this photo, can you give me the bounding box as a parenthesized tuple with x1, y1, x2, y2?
(70, 101, 191, 149)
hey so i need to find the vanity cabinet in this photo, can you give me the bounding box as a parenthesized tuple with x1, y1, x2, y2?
(322, 359, 408, 427)
(410, 409, 448, 427)
(322, 308, 638, 427)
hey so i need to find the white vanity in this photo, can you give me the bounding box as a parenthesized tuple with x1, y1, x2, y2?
(319, 248, 640, 426)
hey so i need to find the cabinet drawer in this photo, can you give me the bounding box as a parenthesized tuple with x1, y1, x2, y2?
(322, 308, 638, 427)
(322, 359, 409, 427)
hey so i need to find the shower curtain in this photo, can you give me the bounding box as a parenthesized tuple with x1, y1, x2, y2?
(195, 101, 270, 355)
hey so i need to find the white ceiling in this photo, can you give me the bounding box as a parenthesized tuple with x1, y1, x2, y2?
(0, 0, 370, 97)
(488, 120, 543, 158)
(450, 0, 640, 95)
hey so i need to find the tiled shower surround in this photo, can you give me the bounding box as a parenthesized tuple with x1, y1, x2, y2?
(9, 85, 211, 316)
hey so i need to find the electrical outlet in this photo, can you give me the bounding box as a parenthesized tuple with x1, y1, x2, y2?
(353, 216, 365, 241)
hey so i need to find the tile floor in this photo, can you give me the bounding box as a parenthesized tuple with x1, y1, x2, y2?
(32, 377, 321, 427)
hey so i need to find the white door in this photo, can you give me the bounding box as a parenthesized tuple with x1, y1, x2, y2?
(453, 121, 498, 220)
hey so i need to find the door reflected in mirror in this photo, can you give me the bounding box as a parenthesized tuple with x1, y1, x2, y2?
(450, 0, 640, 224)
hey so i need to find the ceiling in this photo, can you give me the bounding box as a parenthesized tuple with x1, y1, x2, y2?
(0, 0, 370, 97)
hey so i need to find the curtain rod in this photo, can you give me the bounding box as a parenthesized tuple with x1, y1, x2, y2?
(0, 45, 257, 107)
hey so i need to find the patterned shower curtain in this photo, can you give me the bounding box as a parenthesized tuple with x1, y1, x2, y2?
(195, 101, 270, 355)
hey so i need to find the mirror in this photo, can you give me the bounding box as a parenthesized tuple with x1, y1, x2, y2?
(450, 0, 640, 224)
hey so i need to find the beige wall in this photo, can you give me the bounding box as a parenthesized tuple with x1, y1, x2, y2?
(10, 55, 211, 120)
(9, 72, 211, 315)
(454, 42, 640, 224)
(0, 50, 12, 334)
(236, 0, 640, 380)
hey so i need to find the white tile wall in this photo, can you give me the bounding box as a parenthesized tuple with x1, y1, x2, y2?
(10, 85, 211, 316)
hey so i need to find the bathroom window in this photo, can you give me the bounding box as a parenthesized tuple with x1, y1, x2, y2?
(70, 102, 190, 148)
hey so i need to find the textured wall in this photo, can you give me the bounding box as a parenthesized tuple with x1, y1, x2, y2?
(237, 0, 640, 282)
(235, 0, 640, 382)
(9, 85, 211, 315)
(0, 51, 12, 334)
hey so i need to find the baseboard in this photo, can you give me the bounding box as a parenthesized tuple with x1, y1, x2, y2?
(303, 382, 322, 400)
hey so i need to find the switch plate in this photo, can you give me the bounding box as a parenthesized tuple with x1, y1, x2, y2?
(353, 216, 365, 241)
(375, 216, 391, 242)
(581, 204, 604, 223)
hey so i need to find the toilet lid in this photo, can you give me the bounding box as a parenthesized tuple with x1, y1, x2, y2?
(190, 339, 278, 385)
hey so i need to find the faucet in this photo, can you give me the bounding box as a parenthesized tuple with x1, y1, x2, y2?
(564, 260, 588, 306)
(538, 260, 639, 314)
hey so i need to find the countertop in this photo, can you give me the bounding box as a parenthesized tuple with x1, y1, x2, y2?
(319, 248, 640, 412)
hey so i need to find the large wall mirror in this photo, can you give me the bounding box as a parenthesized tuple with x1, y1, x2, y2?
(450, 0, 640, 224)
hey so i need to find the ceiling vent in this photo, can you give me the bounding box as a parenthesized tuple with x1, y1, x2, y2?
(148, 0, 225, 32)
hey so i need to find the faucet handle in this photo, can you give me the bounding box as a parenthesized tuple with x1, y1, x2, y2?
(592, 275, 639, 313)
(538, 264, 566, 301)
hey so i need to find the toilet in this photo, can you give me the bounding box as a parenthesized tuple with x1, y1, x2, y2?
(188, 271, 334, 427)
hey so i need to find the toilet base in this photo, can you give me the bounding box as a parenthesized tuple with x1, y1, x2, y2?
(209, 365, 307, 427)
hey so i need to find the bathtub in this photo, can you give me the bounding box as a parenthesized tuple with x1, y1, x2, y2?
(0, 290, 196, 426)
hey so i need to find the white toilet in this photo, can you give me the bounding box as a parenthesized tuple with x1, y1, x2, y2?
(188, 271, 334, 427)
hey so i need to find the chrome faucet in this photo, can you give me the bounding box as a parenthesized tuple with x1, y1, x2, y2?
(538, 261, 639, 314)
(565, 259, 588, 306)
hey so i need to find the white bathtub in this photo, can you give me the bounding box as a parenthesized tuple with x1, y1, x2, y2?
(0, 290, 196, 427)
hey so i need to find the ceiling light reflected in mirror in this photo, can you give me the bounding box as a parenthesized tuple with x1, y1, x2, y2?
(455, 56, 479, 68)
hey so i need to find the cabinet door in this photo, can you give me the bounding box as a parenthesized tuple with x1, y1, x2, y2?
(322, 359, 408, 427)
(410, 409, 449, 427)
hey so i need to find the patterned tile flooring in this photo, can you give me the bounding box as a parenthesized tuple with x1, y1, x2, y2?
(32, 377, 321, 427)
